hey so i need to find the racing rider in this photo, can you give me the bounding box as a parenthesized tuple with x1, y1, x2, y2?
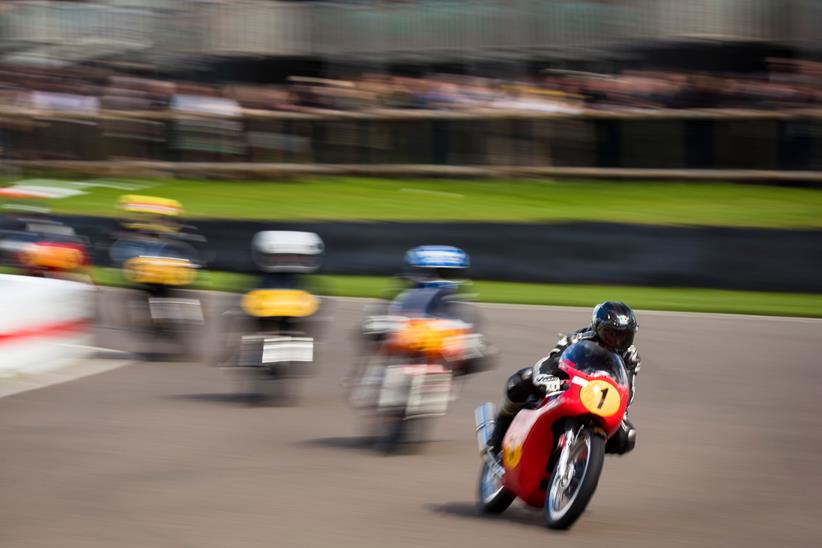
(486, 301, 641, 456)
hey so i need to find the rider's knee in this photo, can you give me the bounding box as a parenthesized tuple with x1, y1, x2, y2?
(505, 367, 535, 406)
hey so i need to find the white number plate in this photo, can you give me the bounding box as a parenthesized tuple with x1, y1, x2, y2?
(377, 365, 453, 416)
(407, 370, 453, 416)
(262, 337, 314, 364)
(148, 298, 203, 322)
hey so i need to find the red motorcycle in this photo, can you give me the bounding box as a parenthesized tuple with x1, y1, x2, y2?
(474, 340, 630, 529)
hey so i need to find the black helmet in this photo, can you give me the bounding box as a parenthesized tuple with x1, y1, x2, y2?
(592, 301, 637, 353)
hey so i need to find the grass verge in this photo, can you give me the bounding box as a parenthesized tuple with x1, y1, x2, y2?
(7, 177, 822, 228)
(91, 268, 822, 318)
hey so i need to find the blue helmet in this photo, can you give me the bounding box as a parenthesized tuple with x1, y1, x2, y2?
(403, 245, 469, 289)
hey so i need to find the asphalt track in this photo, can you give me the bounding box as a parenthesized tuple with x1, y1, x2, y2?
(1, 291, 821, 548)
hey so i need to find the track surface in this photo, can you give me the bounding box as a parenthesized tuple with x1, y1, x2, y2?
(1, 293, 821, 548)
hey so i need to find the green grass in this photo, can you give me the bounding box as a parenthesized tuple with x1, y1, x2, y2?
(9, 175, 822, 317)
(467, 280, 822, 318)
(90, 268, 822, 318)
(9, 177, 822, 228)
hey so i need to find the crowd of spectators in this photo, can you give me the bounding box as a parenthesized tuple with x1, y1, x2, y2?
(1, 59, 821, 117)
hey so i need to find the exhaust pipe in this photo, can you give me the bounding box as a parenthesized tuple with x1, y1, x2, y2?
(474, 402, 496, 454)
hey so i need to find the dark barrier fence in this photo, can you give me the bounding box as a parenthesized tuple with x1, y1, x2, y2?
(60, 215, 822, 293)
(3, 110, 822, 171)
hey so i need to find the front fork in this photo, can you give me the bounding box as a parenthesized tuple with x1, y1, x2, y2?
(554, 426, 579, 490)
(553, 420, 607, 488)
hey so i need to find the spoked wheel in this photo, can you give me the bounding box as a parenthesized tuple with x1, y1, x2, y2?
(477, 457, 515, 514)
(544, 424, 605, 530)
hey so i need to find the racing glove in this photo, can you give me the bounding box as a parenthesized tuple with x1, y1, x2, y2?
(533, 373, 562, 394)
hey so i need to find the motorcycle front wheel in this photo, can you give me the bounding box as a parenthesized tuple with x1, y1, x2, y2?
(477, 458, 515, 514)
(543, 425, 605, 530)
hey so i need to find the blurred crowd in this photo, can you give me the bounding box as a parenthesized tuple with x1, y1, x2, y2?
(1, 58, 821, 116)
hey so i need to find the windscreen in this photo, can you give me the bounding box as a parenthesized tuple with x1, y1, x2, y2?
(389, 287, 453, 318)
(112, 238, 198, 264)
(559, 340, 629, 387)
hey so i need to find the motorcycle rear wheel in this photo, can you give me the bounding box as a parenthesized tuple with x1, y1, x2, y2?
(376, 414, 429, 454)
(543, 425, 605, 530)
(246, 367, 299, 407)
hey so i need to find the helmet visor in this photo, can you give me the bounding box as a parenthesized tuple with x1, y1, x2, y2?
(600, 327, 635, 352)
(257, 252, 318, 272)
(436, 267, 467, 281)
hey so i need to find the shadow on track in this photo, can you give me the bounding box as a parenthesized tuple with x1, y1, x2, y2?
(300, 435, 461, 457)
(428, 502, 564, 532)
(167, 392, 286, 406)
(300, 436, 381, 452)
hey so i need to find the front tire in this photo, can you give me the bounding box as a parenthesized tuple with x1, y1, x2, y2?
(477, 459, 515, 514)
(543, 426, 605, 530)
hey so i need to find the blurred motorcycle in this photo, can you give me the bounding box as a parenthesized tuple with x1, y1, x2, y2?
(474, 339, 631, 529)
(351, 287, 493, 452)
(113, 236, 204, 360)
(0, 192, 91, 282)
(4, 225, 90, 282)
(218, 231, 324, 405)
(110, 196, 206, 361)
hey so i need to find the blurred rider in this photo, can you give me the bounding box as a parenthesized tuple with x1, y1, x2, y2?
(109, 195, 207, 279)
(215, 231, 325, 369)
(402, 245, 470, 292)
(394, 244, 474, 316)
(486, 301, 641, 456)
(118, 194, 183, 236)
(251, 230, 323, 291)
(353, 245, 490, 381)
(241, 230, 325, 351)
(362, 245, 474, 340)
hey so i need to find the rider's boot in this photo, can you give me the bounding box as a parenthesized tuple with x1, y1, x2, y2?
(486, 367, 536, 455)
(485, 401, 521, 455)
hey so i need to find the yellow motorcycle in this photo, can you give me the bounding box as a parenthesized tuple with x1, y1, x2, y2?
(221, 285, 321, 405)
(112, 195, 206, 361)
(114, 237, 204, 360)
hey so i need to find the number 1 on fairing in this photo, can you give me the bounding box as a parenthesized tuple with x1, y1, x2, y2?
(597, 387, 609, 409)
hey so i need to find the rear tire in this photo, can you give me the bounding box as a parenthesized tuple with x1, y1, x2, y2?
(376, 415, 429, 454)
(477, 459, 515, 514)
(376, 414, 406, 454)
(247, 367, 298, 407)
(543, 427, 605, 530)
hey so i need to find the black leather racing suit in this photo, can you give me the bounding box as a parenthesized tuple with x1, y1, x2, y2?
(489, 326, 640, 455)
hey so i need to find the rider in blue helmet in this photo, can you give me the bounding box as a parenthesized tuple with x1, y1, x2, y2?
(389, 245, 472, 320)
(349, 245, 490, 386)
(402, 245, 470, 292)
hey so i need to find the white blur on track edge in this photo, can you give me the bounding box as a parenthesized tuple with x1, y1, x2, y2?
(0, 344, 134, 399)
